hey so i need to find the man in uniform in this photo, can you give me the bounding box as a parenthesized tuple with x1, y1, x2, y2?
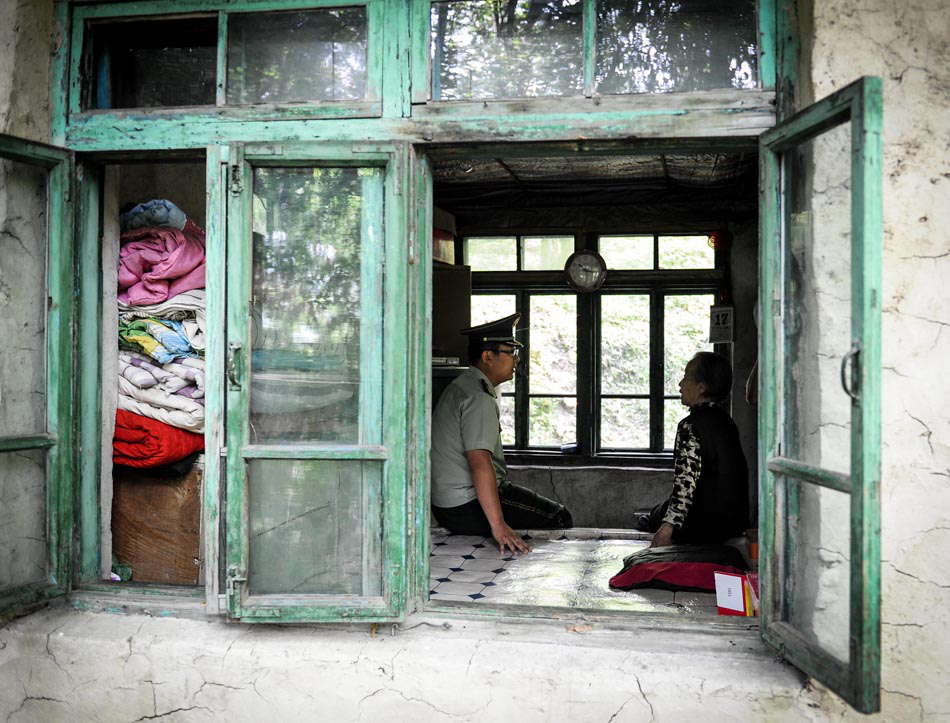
(431, 313, 573, 554)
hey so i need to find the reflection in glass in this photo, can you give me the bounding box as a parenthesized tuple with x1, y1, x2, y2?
(601, 295, 649, 394)
(499, 394, 515, 445)
(466, 236, 517, 270)
(247, 459, 381, 596)
(529, 396, 577, 447)
(599, 235, 654, 269)
(251, 167, 372, 443)
(523, 235, 574, 270)
(0, 450, 47, 592)
(86, 17, 217, 109)
(228, 8, 368, 104)
(529, 295, 576, 394)
(471, 294, 517, 327)
(601, 398, 650, 448)
(783, 477, 851, 663)
(596, 0, 758, 94)
(658, 235, 714, 269)
(0, 159, 48, 436)
(785, 121, 852, 476)
(431, 0, 583, 100)
(664, 294, 714, 394)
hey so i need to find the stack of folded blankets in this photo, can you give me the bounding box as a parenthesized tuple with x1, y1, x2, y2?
(113, 200, 207, 468)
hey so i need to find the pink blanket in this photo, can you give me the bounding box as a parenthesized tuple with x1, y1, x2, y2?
(118, 219, 206, 306)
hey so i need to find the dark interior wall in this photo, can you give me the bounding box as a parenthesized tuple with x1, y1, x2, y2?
(117, 162, 206, 227)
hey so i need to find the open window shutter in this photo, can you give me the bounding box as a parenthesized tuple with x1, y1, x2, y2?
(758, 77, 883, 712)
(0, 134, 75, 618)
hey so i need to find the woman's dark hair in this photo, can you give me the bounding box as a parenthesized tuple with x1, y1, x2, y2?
(690, 351, 733, 403)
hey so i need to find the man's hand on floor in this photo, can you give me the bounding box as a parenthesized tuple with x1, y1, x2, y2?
(491, 522, 531, 555)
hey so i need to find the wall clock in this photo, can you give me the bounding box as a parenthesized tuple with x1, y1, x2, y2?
(564, 249, 607, 292)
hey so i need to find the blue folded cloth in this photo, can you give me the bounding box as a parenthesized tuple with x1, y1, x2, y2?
(120, 199, 187, 232)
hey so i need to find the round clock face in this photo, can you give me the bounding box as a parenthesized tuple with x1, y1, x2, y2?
(564, 250, 607, 292)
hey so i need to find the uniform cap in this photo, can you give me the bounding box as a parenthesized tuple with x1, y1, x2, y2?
(460, 313, 524, 349)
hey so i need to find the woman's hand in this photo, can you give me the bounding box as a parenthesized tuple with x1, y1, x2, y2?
(650, 522, 675, 548)
(491, 522, 531, 555)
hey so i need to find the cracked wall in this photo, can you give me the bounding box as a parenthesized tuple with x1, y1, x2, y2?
(802, 0, 950, 719)
(0, 0, 52, 142)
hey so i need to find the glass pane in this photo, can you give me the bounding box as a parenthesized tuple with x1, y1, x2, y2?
(600, 398, 649, 448)
(0, 158, 47, 436)
(785, 121, 852, 475)
(664, 396, 688, 449)
(0, 449, 47, 592)
(599, 235, 653, 269)
(499, 394, 515, 445)
(529, 295, 576, 394)
(595, 0, 758, 94)
(529, 397, 577, 447)
(782, 478, 851, 663)
(250, 167, 372, 443)
(471, 294, 517, 327)
(522, 235, 574, 270)
(658, 235, 715, 269)
(430, 0, 583, 101)
(465, 236, 516, 270)
(601, 295, 649, 394)
(227, 8, 368, 104)
(664, 294, 715, 395)
(86, 17, 216, 109)
(247, 459, 382, 596)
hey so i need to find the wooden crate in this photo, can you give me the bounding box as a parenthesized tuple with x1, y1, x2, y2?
(111, 462, 202, 585)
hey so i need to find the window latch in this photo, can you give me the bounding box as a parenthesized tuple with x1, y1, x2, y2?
(226, 568, 247, 601)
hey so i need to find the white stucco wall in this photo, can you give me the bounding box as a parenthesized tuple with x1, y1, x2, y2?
(803, 0, 950, 719)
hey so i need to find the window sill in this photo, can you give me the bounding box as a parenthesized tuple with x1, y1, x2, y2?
(504, 451, 673, 469)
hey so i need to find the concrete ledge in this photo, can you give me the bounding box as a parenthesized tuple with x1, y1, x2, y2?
(0, 603, 828, 721)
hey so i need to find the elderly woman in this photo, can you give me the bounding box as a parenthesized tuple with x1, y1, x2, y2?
(643, 351, 750, 547)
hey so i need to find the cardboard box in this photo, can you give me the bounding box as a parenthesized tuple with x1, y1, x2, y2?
(714, 570, 759, 616)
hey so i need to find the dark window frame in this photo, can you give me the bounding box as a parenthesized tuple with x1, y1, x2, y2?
(467, 232, 725, 465)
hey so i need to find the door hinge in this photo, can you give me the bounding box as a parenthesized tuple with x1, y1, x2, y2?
(226, 568, 247, 599)
(229, 164, 244, 195)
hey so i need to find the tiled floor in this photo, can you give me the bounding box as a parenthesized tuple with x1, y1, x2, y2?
(429, 527, 720, 615)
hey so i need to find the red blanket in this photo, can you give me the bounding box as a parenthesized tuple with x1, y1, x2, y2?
(113, 409, 204, 468)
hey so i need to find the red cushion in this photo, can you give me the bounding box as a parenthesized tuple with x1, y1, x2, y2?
(113, 409, 204, 468)
(609, 560, 747, 593)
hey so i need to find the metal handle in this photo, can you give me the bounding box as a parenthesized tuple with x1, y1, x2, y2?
(840, 343, 860, 402)
(227, 342, 242, 390)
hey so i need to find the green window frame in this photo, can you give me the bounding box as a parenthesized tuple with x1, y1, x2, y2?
(222, 141, 410, 622)
(758, 76, 882, 713)
(0, 134, 75, 618)
(411, 0, 778, 104)
(468, 233, 723, 459)
(68, 0, 386, 121)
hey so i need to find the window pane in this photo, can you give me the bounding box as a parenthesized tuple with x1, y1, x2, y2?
(466, 236, 517, 271)
(600, 398, 649, 449)
(0, 158, 47, 436)
(664, 396, 686, 449)
(471, 294, 517, 327)
(785, 121, 852, 476)
(522, 235, 574, 270)
(250, 167, 373, 443)
(782, 478, 851, 663)
(430, 0, 583, 101)
(499, 394, 515, 445)
(529, 397, 577, 447)
(658, 235, 715, 269)
(601, 295, 649, 394)
(227, 8, 368, 104)
(86, 17, 216, 109)
(247, 459, 382, 596)
(529, 295, 576, 394)
(664, 294, 714, 395)
(599, 235, 653, 269)
(595, 0, 758, 94)
(0, 449, 47, 592)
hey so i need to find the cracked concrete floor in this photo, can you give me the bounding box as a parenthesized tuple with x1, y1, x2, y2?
(429, 528, 720, 615)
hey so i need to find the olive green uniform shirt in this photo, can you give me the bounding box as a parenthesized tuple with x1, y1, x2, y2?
(430, 366, 508, 508)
